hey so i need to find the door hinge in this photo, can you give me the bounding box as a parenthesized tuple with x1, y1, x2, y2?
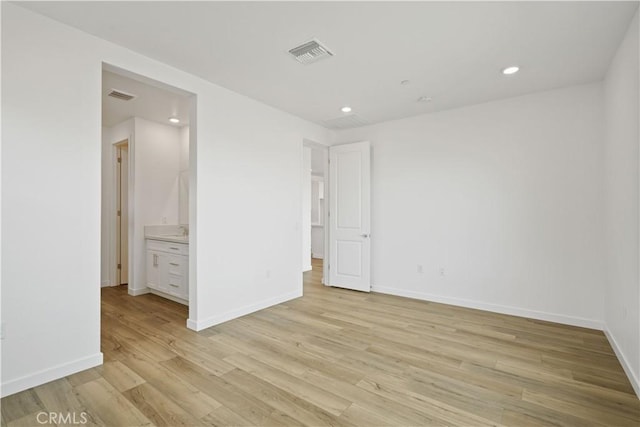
(117, 156, 122, 163)
(117, 263, 121, 270)
(117, 210, 121, 216)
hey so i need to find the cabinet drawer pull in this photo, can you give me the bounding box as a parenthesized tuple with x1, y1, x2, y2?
(169, 247, 179, 250)
(169, 283, 179, 288)
(169, 262, 179, 266)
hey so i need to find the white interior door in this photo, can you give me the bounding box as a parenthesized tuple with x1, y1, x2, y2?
(328, 141, 371, 292)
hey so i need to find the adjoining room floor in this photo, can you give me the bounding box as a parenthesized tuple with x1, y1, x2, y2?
(2, 258, 639, 426)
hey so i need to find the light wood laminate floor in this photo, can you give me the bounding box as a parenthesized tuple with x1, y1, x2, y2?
(2, 258, 639, 426)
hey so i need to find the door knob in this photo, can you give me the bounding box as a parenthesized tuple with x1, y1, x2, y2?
(360, 233, 370, 238)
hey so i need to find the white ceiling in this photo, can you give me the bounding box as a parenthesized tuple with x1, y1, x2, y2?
(102, 70, 191, 127)
(22, 1, 639, 129)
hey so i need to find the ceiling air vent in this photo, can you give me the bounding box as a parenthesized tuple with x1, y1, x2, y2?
(108, 89, 136, 101)
(288, 39, 333, 65)
(323, 114, 370, 130)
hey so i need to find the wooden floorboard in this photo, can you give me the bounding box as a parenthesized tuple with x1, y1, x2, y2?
(2, 258, 639, 426)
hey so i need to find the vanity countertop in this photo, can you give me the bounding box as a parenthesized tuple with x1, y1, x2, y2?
(144, 224, 189, 244)
(145, 234, 188, 244)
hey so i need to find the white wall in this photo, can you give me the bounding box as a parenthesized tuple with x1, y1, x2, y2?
(2, 4, 103, 396)
(179, 125, 189, 172)
(302, 147, 312, 271)
(178, 125, 190, 224)
(603, 10, 640, 396)
(311, 226, 324, 259)
(334, 83, 606, 328)
(1, 3, 329, 396)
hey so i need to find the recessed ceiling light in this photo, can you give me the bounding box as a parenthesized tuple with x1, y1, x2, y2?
(400, 80, 410, 85)
(417, 96, 432, 103)
(169, 117, 180, 124)
(341, 106, 352, 113)
(502, 66, 520, 75)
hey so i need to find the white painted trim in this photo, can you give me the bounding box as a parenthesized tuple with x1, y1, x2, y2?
(187, 290, 302, 331)
(186, 97, 198, 325)
(128, 287, 150, 296)
(371, 285, 603, 330)
(312, 253, 324, 260)
(101, 280, 111, 287)
(303, 265, 313, 272)
(604, 328, 640, 399)
(1, 353, 103, 398)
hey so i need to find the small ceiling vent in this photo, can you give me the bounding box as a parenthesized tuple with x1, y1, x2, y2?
(323, 114, 370, 130)
(288, 39, 333, 65)
(108, 89, 136, 101)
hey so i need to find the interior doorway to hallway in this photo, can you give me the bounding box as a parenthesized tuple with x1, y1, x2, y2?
(302, 141, 329, 287)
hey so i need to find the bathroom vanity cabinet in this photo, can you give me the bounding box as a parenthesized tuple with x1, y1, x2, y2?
(146, 238, 188, 304)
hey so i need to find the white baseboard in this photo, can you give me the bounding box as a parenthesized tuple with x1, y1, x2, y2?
(303, 265, 313, 272)
(312, 253, 324, 259)
(148, 289, 188, 306)
(371, 285, 603, 330)
(187, 290, 302, 331)
(604, 328, 640, 399)
(128, 287, 149, 296)
(101, 280, 111, 288)
(186, 318, 199, 330)
(1, 353, 103, 398)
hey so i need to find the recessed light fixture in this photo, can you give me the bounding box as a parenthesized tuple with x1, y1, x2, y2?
(169, 117, 180, 124)
(400, 80, 410, 85)
(502, 66, 520, 75)
(341, 106, 352, 113)
(417, 96, 432, 103)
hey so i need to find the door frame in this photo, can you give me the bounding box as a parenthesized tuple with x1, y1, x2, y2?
(111, 138, 134, 289)
(303, 139, 330, 285)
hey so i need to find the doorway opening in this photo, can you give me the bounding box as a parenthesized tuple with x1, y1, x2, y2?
(303, 140, 372, 294)
(302, 141, 329, 291)
(100, 63, 197, 332)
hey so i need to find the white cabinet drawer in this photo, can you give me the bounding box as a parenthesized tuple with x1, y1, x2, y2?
(167, 255, 186, 276)
(147, 239, 188, 255)
(166, 274, 188, 299)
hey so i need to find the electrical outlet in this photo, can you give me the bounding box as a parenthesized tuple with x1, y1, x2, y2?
(439, 267, 445, 277)
(417, 264, 423, 274)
